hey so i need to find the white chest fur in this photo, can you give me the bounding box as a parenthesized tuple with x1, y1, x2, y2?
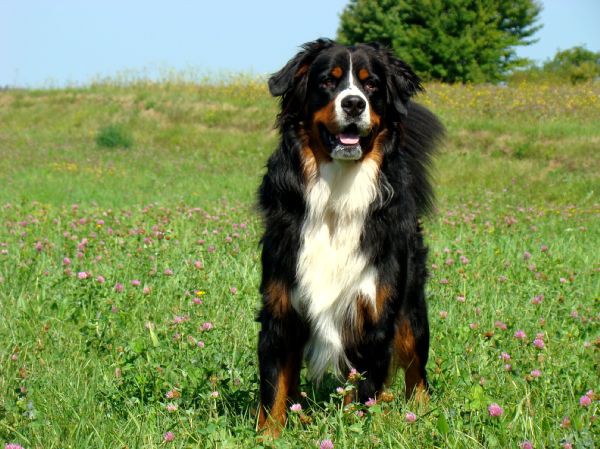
(292, 158, 380, 380)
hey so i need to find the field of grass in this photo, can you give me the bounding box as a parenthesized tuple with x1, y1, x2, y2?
(0, 79, 598, 448)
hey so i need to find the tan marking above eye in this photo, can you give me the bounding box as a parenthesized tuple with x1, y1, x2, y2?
(331, 66, 343, 78)
(358, 68, 370, 81)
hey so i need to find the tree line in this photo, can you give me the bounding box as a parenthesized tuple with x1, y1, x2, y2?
(337, 0, 599, 83)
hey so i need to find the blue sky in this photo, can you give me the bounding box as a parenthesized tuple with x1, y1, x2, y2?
(1, 0, 599, 87)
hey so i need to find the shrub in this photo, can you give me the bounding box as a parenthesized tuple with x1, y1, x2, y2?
(544, 46, 600, 84)
(95, 124, 133, 148)
(509, 46, 600, 84)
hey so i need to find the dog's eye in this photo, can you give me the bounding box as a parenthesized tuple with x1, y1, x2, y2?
(363, 79, 377, 93)
(319, 77, 337, 90)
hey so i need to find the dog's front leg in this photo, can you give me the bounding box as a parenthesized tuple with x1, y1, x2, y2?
(352, 341, 393, 404)
(256, 283, 305, 438)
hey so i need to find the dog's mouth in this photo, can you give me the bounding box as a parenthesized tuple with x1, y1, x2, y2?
(319, 124, 372, 161)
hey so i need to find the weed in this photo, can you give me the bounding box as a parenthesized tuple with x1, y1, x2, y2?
(95, 123, 133, 149)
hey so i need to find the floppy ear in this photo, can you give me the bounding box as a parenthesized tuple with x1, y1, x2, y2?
(268, 38, 334, 97)
(388, 57, 422, 116)
(367, 43, 422, 117)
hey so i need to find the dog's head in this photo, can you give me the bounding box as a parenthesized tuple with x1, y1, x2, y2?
(269, 39, 422, 161)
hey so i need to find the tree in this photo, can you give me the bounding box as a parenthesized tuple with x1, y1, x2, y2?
(337, 0, 542, 83)
(509, 46, 600, 84)
(542, 46, 600, 84)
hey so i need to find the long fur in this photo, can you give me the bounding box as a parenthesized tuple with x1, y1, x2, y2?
(256, 39, 444, 436)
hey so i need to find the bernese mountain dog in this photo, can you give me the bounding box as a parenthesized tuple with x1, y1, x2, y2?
(256, 38, 444, 436)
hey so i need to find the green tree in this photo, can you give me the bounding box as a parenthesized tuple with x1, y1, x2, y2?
(543, 46, 600, 84)
(337, 0, 542, 83)
(509, 46, 600, 84)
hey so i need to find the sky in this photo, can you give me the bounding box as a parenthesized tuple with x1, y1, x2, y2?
(1, 0, 599, 87)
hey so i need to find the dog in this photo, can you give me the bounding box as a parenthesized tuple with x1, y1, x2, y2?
(256, 38, 444, 436)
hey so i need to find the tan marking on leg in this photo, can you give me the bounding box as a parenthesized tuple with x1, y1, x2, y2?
(347, 285, 393, 347)
(391, 319, 428, 401)
(265, 281, 290, 319)
(359, 284, 393, 323)
(257, 351, 302, 438)
(374, 285, 392, 319)
(345, 295, 369, 347)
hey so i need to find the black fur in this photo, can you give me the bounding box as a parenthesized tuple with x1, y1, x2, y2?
(256, 39, 444, 431)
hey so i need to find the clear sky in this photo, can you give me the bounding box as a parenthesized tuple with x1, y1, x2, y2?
(1, 0, 599, 87)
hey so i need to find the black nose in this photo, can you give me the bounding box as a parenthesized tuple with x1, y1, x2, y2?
(341, 95, 366, 117)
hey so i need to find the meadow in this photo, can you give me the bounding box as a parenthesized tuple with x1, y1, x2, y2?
(0, 79, 598, 448)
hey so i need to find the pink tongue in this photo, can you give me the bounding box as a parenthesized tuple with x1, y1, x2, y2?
(338, 134, 360, 145)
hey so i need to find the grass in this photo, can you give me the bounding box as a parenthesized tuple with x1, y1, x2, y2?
(0, 79, 598, 448)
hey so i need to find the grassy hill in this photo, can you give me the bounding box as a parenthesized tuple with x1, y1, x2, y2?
(0, 81, 598, 448)
(1, 80, 598, 207)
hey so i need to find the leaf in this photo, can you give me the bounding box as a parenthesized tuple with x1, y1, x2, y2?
(148, 325, 159, 347)
(368, 404, 382, 415)
(467, 384, 487, 410)
(130, 337, 145, 354)
(349, 423, 364, 434)
(437, 414, 450, 435)
(486, 434, 499, 447)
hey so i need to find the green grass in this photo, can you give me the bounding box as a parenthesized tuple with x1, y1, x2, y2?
(0, 80, 598, 448)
